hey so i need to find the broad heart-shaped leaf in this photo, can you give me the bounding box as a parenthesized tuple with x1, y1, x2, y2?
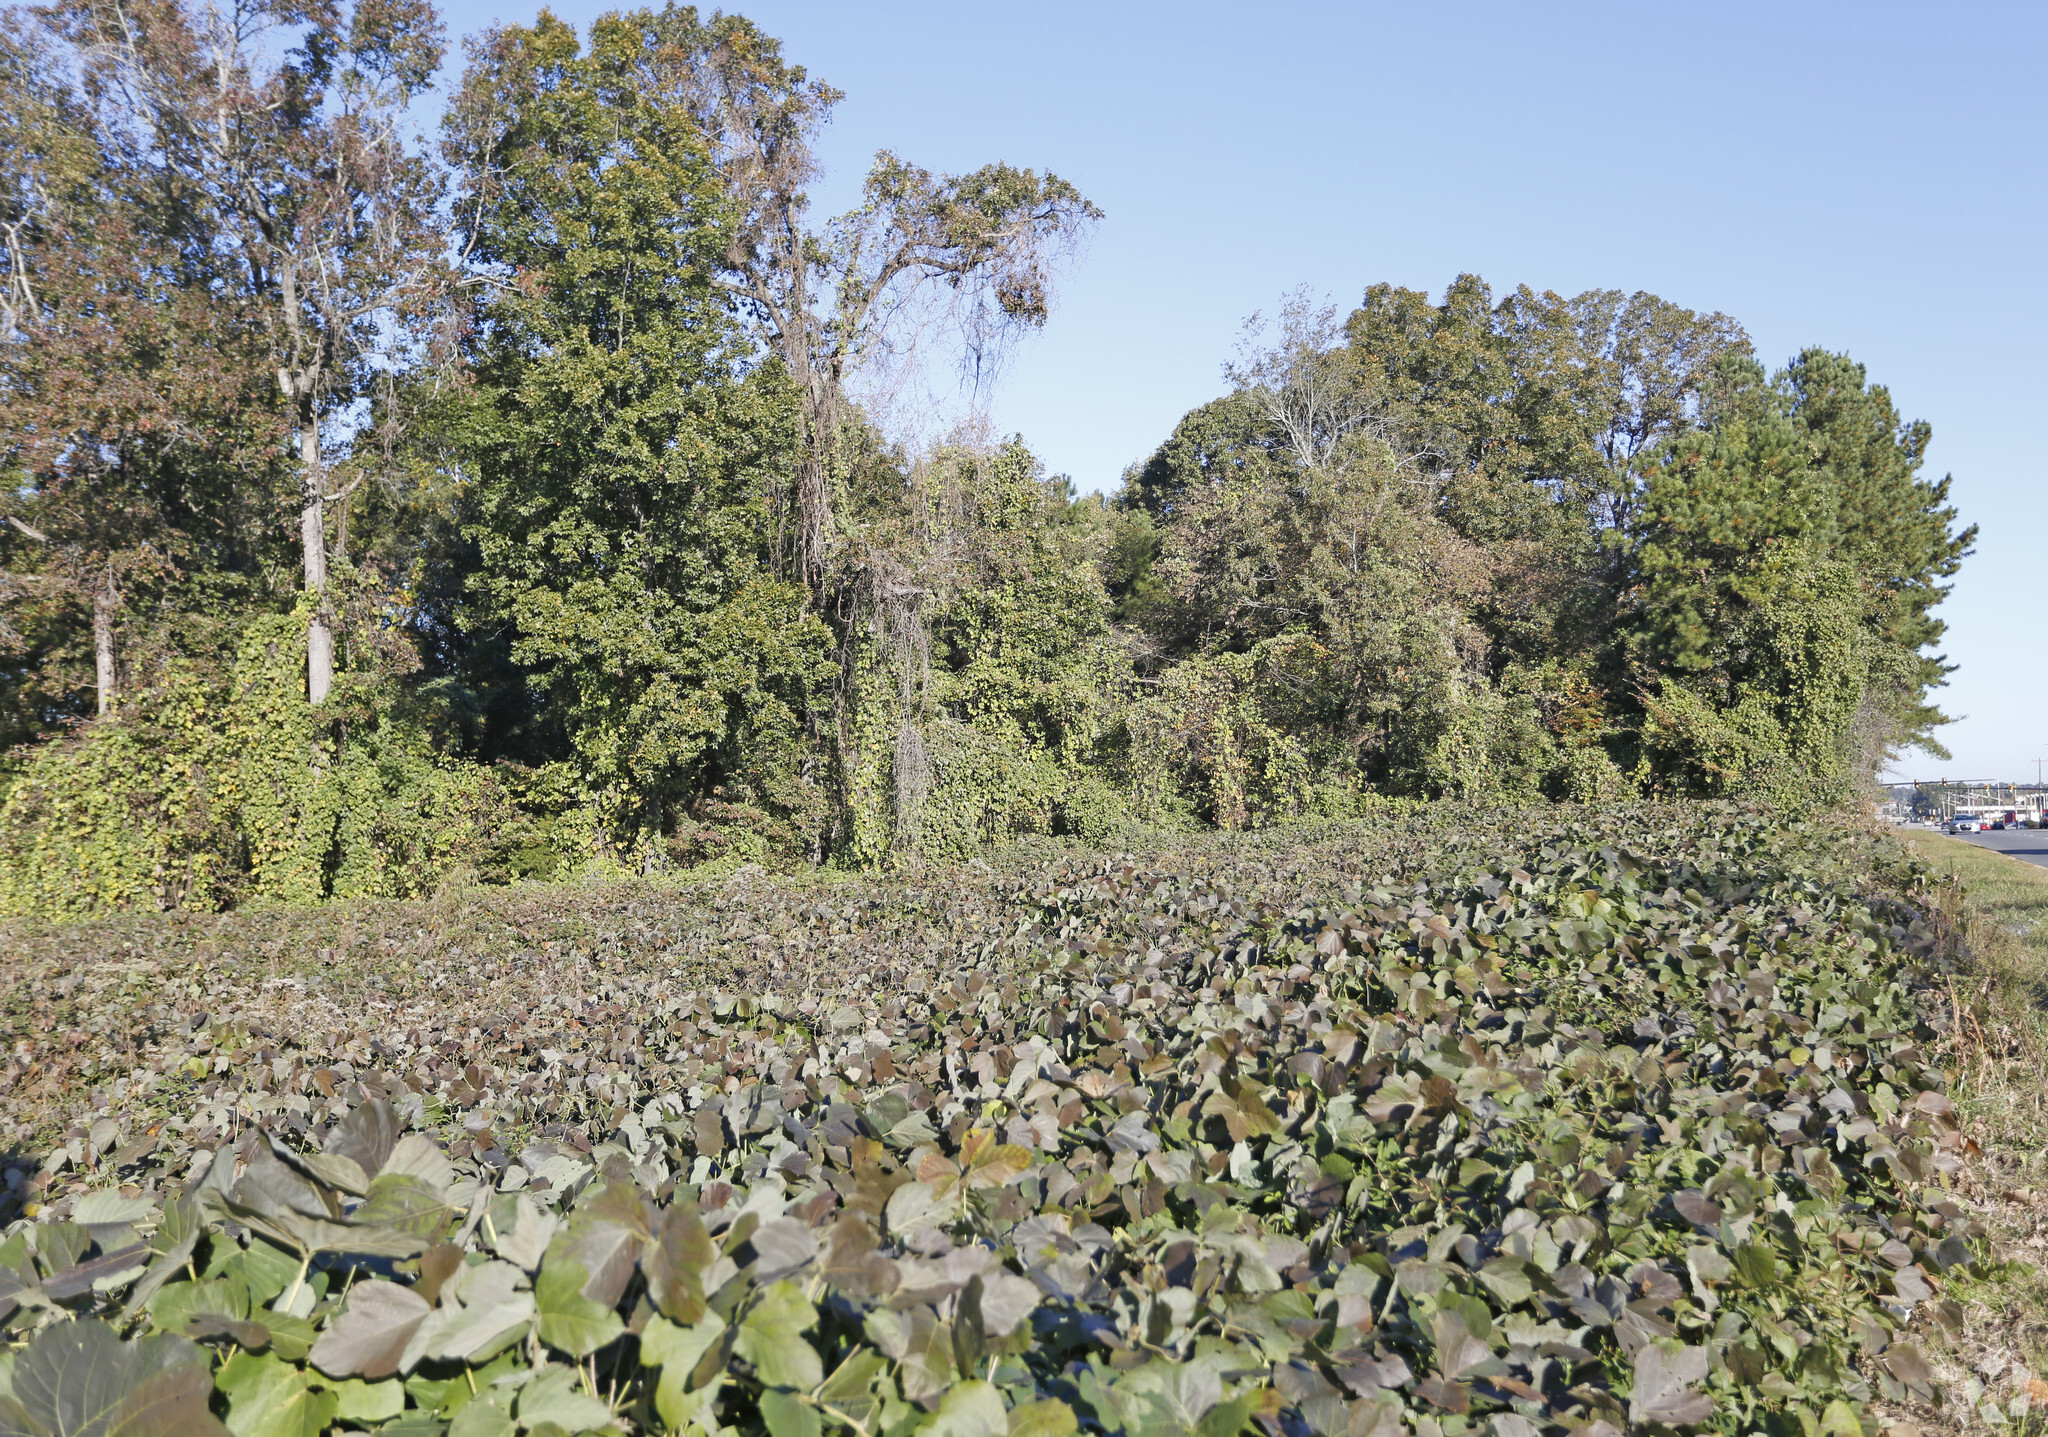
(736, 1281, 822, 1389)
(214, 1350, 337, 1437)
(291, 1152, 372, 1198)
(1204, 1079, 1284, 1142)
(534, 1257, 625, 1357)
(489, 1196, 558, 1274)
(1430, 1309, 1504, 1381)
(378, 1134, 456, 1191)
(232, 1145, 339, 1224)
(642, 1203, 715, 1324)
(747, 1217, 819, 1283)
(445, 1385, 515, 1437)
(1630, 1342, 1714, 1426)
(121, 1196, 204, 1321)
(515, 1364, 614, 1433)
(921, 1380, 1009, 1437)
(323, 1100, 403, 1183)
(353, 1173, 461, 1245)
(202, 1189, 429, 1263)
(1006, 1399, 1079, 1437)
(147, 1278, 250, 1333)
(329, 1379, 404, 1425)
(7, 1318, 225, 1437)
(551, 1210, 641, 1311)
(759, 1389, 822, 1437)
(1099, 1354, 1229, 1436)
(641, 1313, 731, 1430)
(307, 1281, 431, 1379)
(815, 1349, 888, 1431)
(414, 1262, 535, 1366)
(1475, 1256, 1533, 1307)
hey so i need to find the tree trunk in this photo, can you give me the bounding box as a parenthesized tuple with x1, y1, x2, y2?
(299, 406, 333, 705)
(797, 372, 836, 587)
(92, 569, 115, 717)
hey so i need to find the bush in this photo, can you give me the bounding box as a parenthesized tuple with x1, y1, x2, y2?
(0, 614, 536, 915)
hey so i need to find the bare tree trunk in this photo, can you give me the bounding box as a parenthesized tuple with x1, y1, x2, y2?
(298, 406, 333, 706)
(92, 568, 115, 717)
(797, 373, 836, 586)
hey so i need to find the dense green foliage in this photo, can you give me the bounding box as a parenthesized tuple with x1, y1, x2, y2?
(0, 808, 1977, 1435)
(0, 3, 1973, 916)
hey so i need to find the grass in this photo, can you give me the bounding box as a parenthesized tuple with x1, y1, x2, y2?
(1888, 830, 2048, 1435)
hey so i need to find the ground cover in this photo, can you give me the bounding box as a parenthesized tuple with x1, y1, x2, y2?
(0, 806, 2002, 1437)
(1879, 832, 2048, 1433)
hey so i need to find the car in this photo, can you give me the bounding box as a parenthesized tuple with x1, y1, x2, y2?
(1992, 821, 2008, 830)
(1952, 817, 1982, 832)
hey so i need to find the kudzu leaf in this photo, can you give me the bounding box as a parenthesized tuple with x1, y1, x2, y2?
(1630, 1342, 1714, 1426)
(307, 1281, 431, 1379)
(748, 1217, 818, 1283)
(952, 1275, 987, 1377)
(354, 1174, 461, 1245)
(641, 1313, 730, 1428)
(642, 1203, 715, 1323)
(515, 1365, 613, 1432)
(922, 1380, 1009, 1437)
(324, 1100, 403, 1182)
(533, 1258, 624, 1358)
(1007, 1399, 1078, 1437)
(736, 1281, 822, 1389)
(759, 1390, 821, 1437)
(817, 1349, 888, 1430)
(214, 1350, 337, 1437)
(8, 1319, 225, 1437)
(329, 1378, 404, 1424)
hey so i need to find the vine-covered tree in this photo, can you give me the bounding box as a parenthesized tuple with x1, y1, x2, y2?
(47, 0, 451, 705)
(444, 7, 833, 866)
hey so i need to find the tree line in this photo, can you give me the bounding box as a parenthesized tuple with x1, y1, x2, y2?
(0, 0, 1972, 913)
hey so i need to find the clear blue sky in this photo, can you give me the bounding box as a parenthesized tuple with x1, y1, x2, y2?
(432, 0, 2046, 782)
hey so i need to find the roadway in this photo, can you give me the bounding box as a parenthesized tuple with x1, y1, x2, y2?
(1929, 826, 2048, 870)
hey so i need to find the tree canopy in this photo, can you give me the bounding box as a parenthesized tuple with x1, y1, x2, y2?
(0, 3, 1973, 914)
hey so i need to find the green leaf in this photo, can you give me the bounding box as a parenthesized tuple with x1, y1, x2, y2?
(330, 1377, 405, 1423)
(643, 1201, 715, 1324)
(1733, 1242, 1780, 1287)
(217, 1242, 297, 1309)
(9, 1318, 225, 1437)
(735, 1280, 822, 1390)
(148, 1277, 249, 1332)
(1195, 1391, 1260, 1437)
(760, 1389, 821, 1437)
(1475, 1256, 1532, 1307)
(516, 1365, 614, 1433)
(248, 1313, 317, 1364)
(533, 1257, 624, 1357)
(215, 1350, 337, 1437)
(355, 1173, 462, 1245)
(307, 1280, 432, 1379)
(447, 1386, 517, 1437)
(952, 1274, 987, 1378)
(1007, 1399, 1079, 1437)
(643, 1313, 730, 1428)
(922, 1379, 1009, 1437)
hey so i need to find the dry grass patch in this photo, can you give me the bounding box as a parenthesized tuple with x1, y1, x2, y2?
(1889, 831, 2048, 1434)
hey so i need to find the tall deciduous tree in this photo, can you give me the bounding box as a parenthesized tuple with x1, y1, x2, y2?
(648, 8, 1100, 589)
(53, 0, 450, 705)
(0, 12, 285, 732)
(445, 7, 833, 861)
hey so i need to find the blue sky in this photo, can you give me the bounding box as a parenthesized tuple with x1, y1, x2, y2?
(432, 0, 2046, 782)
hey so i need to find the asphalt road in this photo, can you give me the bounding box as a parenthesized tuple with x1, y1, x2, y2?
(1924, 826, 2048, 869)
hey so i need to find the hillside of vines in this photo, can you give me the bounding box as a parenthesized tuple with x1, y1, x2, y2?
(0, 805, 2009, 1437)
